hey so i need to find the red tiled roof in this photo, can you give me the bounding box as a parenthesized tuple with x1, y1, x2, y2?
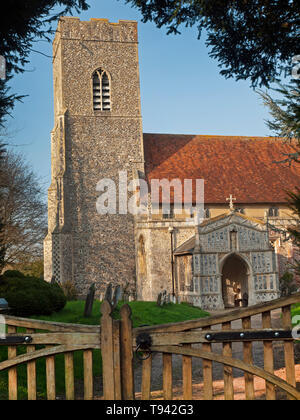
(143, 134, 300, 204)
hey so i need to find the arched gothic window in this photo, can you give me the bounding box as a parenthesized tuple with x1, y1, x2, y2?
(268, 207, 279, 217)
(204, 208, 210, 219)
(189, 208, 210, 219)
(92, 69, 111, 111)
(236, 207, 245, 214)
(138, 235, 147, 280)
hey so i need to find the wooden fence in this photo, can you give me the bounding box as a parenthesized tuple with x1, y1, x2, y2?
(0, 293, 300, 400)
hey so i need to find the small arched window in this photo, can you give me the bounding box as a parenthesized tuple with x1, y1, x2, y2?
(236, 207, 245, 214)
(204, 208, 210, 219)
(92, 69, 111, 111)
(138, 235, 147, 280)
(268, 207, 279, 217)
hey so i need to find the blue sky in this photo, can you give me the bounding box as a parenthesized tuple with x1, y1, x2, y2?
(6, 0, 276, 192)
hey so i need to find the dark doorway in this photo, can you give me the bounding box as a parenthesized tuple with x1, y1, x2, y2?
(222, 254, 249, 308)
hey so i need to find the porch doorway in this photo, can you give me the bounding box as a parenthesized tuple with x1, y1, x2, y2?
(222, 254, 249, 308)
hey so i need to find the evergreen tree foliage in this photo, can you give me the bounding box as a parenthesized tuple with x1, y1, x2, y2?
(124, 0, 300, 87)
(259, 80, 300, 165)
(0, 0, 89, 126)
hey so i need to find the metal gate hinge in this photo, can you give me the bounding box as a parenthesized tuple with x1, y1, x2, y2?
(0, 336, 32, 346)
(205, 330, 293, 342)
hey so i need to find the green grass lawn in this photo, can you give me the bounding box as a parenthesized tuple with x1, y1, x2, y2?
(0, 300, 209, 400)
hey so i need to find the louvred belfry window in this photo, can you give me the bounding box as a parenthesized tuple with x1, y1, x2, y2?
(93, 69, 111, 111)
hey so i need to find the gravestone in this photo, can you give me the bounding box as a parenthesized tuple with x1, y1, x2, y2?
(112, 285, 123, 307)
(123, 282, 131, 303)
(84, 283, 95, 318)
(104, 283, 113, 303)
(157, 292, 162, 307)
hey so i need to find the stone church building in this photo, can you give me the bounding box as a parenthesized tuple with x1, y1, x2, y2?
(44, 17, 300, 310)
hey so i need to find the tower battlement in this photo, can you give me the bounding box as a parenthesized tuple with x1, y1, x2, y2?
(54, 16, 138, 46)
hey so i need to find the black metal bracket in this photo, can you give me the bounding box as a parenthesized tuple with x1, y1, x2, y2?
(0, 336, 32, 346)
(135, 332, 152, 361)
(205, 330, 293, 342)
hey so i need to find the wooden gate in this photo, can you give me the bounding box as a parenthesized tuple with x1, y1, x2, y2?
(0, 294, 300, 400)
(0, 301, 114, 400)
(129, 292, 300, 400)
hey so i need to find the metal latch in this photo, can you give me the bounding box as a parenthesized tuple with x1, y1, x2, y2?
(135, 332, 152, 361)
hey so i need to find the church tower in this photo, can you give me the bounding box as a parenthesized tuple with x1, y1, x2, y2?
(44, 17, 144, 297)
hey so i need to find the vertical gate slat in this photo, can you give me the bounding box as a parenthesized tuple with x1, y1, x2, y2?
(83, 350, 93, 400)
(202, 327, 213, 400)
(141, 354, 152, 400)
(182, 343, 193, 400)
(222, 322, 234, 400)
(46, 345, 56, 401)
(163, 353, 173, 400)
(113, 320, 122, 400)
(120, 305, 135, 400)
(26, 328, 36, 400)
(65, 352, 75, 400)
(282, 305, 296, 400)
(262, 311, 276, 400)
(242, 317, 255, 400)
(7, 326, 18, 400)
(101, 301, 122, 400)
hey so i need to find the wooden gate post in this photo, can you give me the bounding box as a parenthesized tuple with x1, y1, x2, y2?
(101, 300, 122, 400)
(120, 304, 135, 400)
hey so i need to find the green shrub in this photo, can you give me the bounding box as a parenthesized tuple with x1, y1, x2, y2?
(0, 274, 66, 317)
(2, 270, 24, 278)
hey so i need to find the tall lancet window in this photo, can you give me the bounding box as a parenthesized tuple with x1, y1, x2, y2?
(92, 69, 111, 111)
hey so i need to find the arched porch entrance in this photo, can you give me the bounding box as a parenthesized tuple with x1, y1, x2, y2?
(221, 253, 249, 308)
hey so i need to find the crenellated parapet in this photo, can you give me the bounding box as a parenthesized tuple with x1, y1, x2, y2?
(54, 17, 138, 47)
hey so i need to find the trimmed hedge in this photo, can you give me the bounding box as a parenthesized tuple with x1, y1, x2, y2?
(0, 272, 66, 317)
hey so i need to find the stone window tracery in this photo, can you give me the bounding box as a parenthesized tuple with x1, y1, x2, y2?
(92, 69, 111, 111)
(268, 207, 279, 217)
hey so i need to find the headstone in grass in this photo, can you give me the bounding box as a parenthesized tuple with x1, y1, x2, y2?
(157, 292, 162, 307)
(122, 282, 130, 303)
(84, 283, 95, 317)
(110, 286, 120, 311)
(162, 290, 167, 305)
(113, 285, 123, 306)
(104, 282, 113, 303)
